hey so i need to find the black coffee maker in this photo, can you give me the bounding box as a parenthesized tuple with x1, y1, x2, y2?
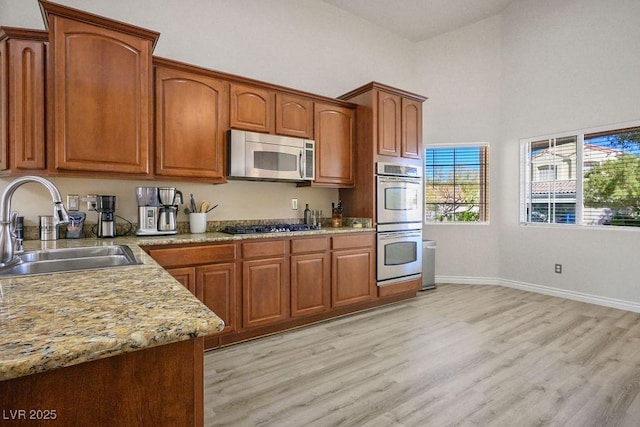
(96, 195, 116, 238)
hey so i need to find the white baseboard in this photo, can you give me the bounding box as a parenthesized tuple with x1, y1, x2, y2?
(435, 275, 640, 313)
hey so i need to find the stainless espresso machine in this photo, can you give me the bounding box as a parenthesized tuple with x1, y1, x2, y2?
(136, 187, 183, 236)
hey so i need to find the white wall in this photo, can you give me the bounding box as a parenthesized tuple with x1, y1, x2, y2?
(498, 0, 640, 305)
(414, 16, 502, 280)
(0, 0, 415, 226)
(413, 0, 640, 308)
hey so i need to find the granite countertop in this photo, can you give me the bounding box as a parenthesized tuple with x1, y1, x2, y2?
(0, 227, 374, 382)
(0, 241, 224, 382)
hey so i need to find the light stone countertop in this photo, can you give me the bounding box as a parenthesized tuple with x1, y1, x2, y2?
(0, 227, 374, 381)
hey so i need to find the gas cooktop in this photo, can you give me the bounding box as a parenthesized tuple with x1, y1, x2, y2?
(221, 223, 319, 235)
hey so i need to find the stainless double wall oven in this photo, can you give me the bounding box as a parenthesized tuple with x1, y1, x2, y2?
(376, 162, 423, 286)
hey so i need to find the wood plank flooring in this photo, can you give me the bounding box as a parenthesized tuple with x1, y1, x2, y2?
(204, 284, 640, 426)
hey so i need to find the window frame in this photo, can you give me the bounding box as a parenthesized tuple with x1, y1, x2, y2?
(520, 120, 640, 229)
(424, 142, 490, 225)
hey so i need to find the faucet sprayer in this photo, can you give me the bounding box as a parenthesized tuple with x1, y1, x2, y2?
(0, 176, 70, 266)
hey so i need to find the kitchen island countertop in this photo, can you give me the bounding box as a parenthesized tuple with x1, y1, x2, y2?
(0, 226, 373, 381)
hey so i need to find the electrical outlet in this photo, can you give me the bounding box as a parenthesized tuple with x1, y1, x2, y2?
(555, 264, 562, 274)
(291, 198, 298, 210)
(83, 194, 97, 211)
(66, 194, 80, 211)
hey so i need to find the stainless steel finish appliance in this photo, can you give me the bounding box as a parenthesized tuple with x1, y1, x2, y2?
(376, 222, 423, 285)
(228, 129, 315, 182)
(96, 195, 116, 238)
(422, 240, 436, 290)
(376, 162, 423, 286)
(136, 187, 182, 236)
(221, 223, 319, 235)
(376, 162, 423, 224)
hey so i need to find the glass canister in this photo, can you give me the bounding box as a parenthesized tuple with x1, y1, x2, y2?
(66, 212, 86, 239)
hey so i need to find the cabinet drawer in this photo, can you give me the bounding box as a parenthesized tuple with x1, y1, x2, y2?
(242, 240, 286, 258)
(147, 244, 236, 268)
(332, 233, 374, 250)
(291, 237, 329, 254)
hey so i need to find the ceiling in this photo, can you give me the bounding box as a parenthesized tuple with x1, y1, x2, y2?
(321, 0, 513, 42)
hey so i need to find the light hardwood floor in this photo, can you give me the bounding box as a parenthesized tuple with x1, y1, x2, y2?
(204, 284, 640, 426)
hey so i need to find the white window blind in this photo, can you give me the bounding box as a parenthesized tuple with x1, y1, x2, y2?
(425, 145, 489, 223)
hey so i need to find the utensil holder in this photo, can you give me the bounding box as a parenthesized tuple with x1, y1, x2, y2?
(189, 213, 207, 234)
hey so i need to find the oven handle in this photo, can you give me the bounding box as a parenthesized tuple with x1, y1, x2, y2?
(378, 231, 422, 240)
(378, 176, 422, 184)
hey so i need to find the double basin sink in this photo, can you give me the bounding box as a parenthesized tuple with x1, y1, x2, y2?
(0, 245, 142, 278)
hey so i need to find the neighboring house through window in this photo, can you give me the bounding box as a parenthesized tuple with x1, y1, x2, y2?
(521, 123, 640, 227)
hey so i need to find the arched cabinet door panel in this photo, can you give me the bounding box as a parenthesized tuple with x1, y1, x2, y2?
(230, 83, 274, 133)
(43, 2, 159, 175)
(154, 63, 228, 181)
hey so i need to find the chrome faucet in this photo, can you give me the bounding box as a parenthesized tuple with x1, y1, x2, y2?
(0, 176, 70, 267)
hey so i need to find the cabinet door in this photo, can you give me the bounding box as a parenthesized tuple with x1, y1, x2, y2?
(242, 257, 288, 329)
(155, 66, 228, 180)
(2, 37, 46, 171)
(166, 267, 196, 296)
(291, 252, 330, 317)
(230, 84, 274, 133)
(275, 93, 313, 139)
(377, 91, 401, 157)
(196, 263, 237, 334)
(313, 103, 355, 187)
(331, 247, 375, 308)
(48, 16, 153, 174)
(401, 97, 422, 159)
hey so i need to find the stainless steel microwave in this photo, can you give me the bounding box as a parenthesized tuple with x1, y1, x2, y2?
(228, 130, 315, 182)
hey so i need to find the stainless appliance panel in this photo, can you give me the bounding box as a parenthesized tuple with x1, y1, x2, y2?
(376, 228, 422, 284)
(376, 175, 423, 224)
(229, 129, 314, 181)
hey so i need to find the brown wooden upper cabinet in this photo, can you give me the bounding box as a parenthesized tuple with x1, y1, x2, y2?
(340, 82, 427, 162)
(401, 97, 422, 159)
(40, 1, 159, 176)
(0, 27, 47, 173)
(377, 90, 423, 159)
(311, 102, 355, 187)
(154, 59, 228, 182)
(275, 93, 313, 139)
(231, 84, 315, 139)
(377, 91, 402, 157)
(230, 83, 275, 133)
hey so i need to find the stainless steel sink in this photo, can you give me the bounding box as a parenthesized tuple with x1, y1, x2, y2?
(0, 245, 142, 278)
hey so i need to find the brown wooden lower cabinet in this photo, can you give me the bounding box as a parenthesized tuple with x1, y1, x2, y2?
(242, 257, 288, 328)
(291, 252, 331, 317)
(0, 338, 205, 426)
(167, 266, 196, 295)
(167, 264, 236, 336)
(145, 232, 416, 349)
(331, 247, 376, 307)
(196, 263, 237, 334)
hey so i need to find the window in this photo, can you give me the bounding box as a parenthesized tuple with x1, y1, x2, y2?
(424, 144, 489, 223)
(521, 123, 640, 227)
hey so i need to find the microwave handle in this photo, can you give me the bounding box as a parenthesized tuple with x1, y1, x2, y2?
(299, 149, 304, 179)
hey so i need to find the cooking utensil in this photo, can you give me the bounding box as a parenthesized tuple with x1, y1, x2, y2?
(190, 194, 197, 213)
(205, 204, 218, 213)
(199, 201, 210, 213)
(184, 208, 191, 215)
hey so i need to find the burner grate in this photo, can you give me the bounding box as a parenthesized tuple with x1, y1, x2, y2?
(221, 223, 319, 235)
